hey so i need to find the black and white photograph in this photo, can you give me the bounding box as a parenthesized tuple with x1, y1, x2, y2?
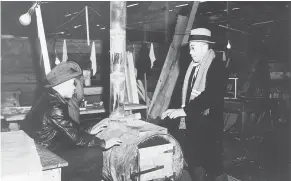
(1, 1, 290, 181)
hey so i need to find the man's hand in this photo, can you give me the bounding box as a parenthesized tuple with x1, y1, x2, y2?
(89, 124, 108, 135)
(162, 108, 186, 119)
(169, 108, 186, 119)
(161, 109, 176, 120)
(105, 138, 123, 150)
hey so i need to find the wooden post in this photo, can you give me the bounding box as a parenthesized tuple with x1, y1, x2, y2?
(226, 1, 231, 50)
(85, 6, 90, 46)
(35, 3, 51, 75)
(143, 17, 149, 120)
(289, 3, 291, 179)
(109, 1, 127, 119)
(148, 2, 199, 121)
(164, 2, 169, 43)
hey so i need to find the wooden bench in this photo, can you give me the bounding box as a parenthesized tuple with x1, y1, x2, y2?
(1, 131, 68, 181)
(36, 145, 68, 181)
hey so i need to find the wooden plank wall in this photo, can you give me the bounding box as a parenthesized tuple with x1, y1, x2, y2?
(1, 36, 103, 106)
(1, 36, 166, 107)
(1, 36, 37, 106)
(46, 39, 103, 74)
(47, 39, 102, 54)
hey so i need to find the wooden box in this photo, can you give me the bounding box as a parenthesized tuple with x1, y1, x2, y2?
(138, 143, 174, 181)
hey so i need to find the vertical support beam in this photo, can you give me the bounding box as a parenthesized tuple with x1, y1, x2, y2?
(226, 1, 230, 49)
(109, 1, 127, 118)
(143, 15, 147, 41)
(143, 15, 149, 119)
(85, 6, 90, 46)
(289, 3, 291, 180)
(226, 1, 231, 66)
(164, 2, 170, 43)
(35, 3, 51, 75)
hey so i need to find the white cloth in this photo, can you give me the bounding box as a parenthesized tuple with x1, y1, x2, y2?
(149, 43, 156, 68)
(62, 39, 68, 62)
(222, 51, 226, 61)
(55, 49, 61, 65)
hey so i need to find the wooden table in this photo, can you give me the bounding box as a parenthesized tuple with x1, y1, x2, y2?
(1, 103, 147, 122)
(1, 131, 68, 181)
(36, 145, 68, 181)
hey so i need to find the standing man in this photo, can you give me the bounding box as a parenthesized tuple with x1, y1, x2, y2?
(162, 28, 228, 181)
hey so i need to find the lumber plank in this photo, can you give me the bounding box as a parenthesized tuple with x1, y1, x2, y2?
(127, 52, 139, 103)
(2, 74, 37, 84)
(138, 143, 174, 181)
(125, 52, 139, 104)
(182, 2, 200, 45)
(148, 2, 199, 121)
(35, 5, 51, 74)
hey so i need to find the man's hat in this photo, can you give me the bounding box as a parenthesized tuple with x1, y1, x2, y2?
(44, 61, 82, 88)
(189, 28, 215, 44)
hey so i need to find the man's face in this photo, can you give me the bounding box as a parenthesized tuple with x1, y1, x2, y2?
(189, 41, 208, 63)
(54, 78, 76, 98)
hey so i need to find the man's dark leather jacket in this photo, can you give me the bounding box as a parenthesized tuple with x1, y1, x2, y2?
(20, 88, 105, 151)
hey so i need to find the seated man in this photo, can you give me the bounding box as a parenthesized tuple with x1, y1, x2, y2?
(20, 61, 122, 181)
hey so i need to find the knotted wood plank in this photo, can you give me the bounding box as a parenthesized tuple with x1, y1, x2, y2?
(148, 2, 200, 121)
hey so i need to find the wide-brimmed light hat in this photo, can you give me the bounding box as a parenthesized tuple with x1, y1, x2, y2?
(188, 28, 215, 44)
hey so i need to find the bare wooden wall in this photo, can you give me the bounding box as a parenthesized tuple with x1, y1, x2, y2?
(1, 36, 103, 106)
(1, 36, 38, 106)
(46, 39, 103, 72)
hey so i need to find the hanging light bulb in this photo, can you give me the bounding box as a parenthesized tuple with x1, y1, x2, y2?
(19, 12, 32, 26)
(227, 40, 231, 49)
(19, 2, 38, 26)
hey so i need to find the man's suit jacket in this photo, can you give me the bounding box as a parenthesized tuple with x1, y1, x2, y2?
(184, 57, 228, 133)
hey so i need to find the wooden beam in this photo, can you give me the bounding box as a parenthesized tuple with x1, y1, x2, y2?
(109, 1, 127, 119)
(289, 2, 291, 179)
(35, 4, 51, 75)
(182, 2, 200, 45)
(2, 74, 37, 84)
(148, 2, 200, 121)
(125, 52, 139, 104)
(164, 2, 170, 43)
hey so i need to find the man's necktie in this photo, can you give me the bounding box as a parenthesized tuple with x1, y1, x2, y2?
(186, 66, 197, 103)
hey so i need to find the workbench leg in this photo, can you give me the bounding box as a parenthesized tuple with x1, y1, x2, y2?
(42, 168, 62, 181)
